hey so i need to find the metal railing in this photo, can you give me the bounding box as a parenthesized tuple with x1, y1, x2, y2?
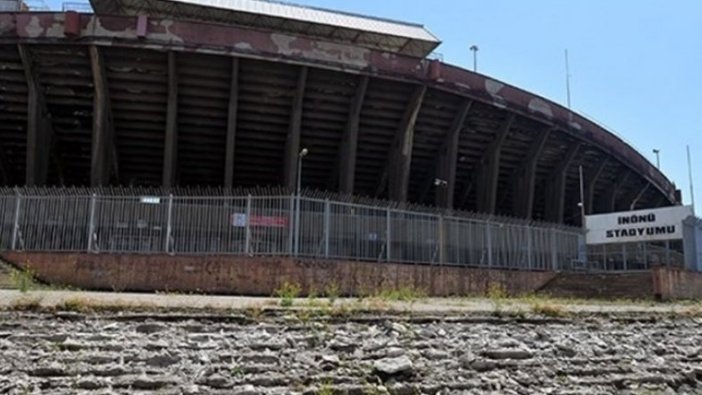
(0, 192, 583, 270)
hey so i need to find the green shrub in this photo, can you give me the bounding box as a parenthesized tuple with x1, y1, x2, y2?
(274, 281, 301, 307)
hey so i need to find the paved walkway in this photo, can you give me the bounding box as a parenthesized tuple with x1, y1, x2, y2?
(0, 289, 696, 315)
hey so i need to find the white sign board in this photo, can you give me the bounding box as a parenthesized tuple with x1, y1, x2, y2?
(585, 206, 694, 245)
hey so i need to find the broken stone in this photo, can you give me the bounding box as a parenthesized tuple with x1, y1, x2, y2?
(373, 356, 414, 376)
(135, 323, 167, 334)
(482, 349, 534, 360)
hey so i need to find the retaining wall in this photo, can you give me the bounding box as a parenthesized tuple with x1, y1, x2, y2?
(1, 252, 557, 297)
(4, 252, 700, 299)
(652, 266, 702, 300)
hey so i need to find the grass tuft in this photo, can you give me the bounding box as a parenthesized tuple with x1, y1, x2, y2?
(375, 286, 427, 302)
(274, 281, 301, 307)
(58, 297, 92, 313)
(8, 296, 43, 311)
(531, 302, 568, 318)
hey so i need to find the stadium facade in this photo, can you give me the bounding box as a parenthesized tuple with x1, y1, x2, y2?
(0, 0, 680, 226)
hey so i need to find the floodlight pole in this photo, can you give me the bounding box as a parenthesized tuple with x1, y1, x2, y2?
(470, 45, 479, 72)
(688, 145, 695, 214)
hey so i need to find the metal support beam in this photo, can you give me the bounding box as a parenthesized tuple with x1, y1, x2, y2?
(544, 142, 580, 223)
(512, 127, 551, 219)
(224, 57, 240, 189)
(18, 44, 51, 186)
(162, 51, 179, 189)
(375, 85, 427, 200)
(585, 157, 609, 214)
(629, 182, 651, 211)
(284, 66, 308, 191)
(89, 45, 115, 187)
(474, 113, 514, 214)
(338, 75, 369, 194)
(604, 170, 631, 212)
(435, 99, 472, 209)
(387, 85, 426, 203)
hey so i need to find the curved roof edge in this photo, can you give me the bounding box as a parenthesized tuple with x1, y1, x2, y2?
(89, 0, 441, 58)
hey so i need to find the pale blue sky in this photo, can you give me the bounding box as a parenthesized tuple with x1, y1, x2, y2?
(47, 0, 702, 208)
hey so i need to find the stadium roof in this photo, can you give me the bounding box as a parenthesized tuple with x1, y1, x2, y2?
(89, 0, 441, 58)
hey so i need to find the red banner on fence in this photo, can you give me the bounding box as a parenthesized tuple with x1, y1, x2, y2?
(231, 214, 289, 228)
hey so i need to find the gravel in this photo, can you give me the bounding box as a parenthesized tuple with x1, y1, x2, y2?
(1, 311, 702, 394)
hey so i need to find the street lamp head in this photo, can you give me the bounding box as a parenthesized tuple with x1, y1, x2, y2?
(470, 45, 479, 52)
(653, 149, 660, 154)
(299, 148, 309, 158)
(434, 178, 448, 187)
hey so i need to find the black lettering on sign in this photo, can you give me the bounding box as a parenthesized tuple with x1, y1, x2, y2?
(603, 225, 677, 240)
(618, 213, 657, 225)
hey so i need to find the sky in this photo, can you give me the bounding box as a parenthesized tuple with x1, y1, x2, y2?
(44, 0, 702, 209)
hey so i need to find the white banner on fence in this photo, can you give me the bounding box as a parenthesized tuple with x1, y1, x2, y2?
(585, 205, 694, 245)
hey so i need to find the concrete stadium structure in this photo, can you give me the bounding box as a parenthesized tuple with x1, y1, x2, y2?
(0, 0, 680, 226)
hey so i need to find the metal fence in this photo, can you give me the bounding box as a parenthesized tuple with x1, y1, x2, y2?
(0, 193, 583, 270)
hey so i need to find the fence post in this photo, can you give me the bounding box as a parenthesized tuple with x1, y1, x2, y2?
(438, 214, 445, 265)
(294, 194, 301, 257)
(87, 193, 97, 253)
(165, 194, 174, 254)
(245, 194, 252, 255)
(10, 188, 21, 251)
(386, 207, 392, 262)
(288, 194, 294, 255)
(486, 221, 493, 268)
(324, 199, 330, 258)
(550, 227, 558, 271)
(526, 226, 533, 270)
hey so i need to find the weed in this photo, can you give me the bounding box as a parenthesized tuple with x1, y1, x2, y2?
(375, 286, 427, 302)
(245, 305, 264, 321)
(486, 283, 509, 300)
(296, 308, 314, 324)
(230, 364, 244, 377)
(274, 281, 301, 307)
(329, 303, 353, 318)
(317, 379, 334, 395)
(531, 302, 568, 318)
(8, 296, 43, 311)
(10, 268, 36, 293)
(325, 282, 341, 305)
(58, 297, 92, 313)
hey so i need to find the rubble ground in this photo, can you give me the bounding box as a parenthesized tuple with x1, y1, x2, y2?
(1, 290, 702, 394)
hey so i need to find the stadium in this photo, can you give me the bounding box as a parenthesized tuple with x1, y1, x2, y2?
(0, 0, 679, 221)
(0, 0, 694, 298)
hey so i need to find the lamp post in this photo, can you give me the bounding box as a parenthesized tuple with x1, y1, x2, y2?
(297, 148, 308, 196)
(294, 148, 308, 256)
(653, 149, 660, 169)
(469, 45, 479, 72)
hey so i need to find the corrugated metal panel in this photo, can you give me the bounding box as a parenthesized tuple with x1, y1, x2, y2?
(175, 0, 439, 42)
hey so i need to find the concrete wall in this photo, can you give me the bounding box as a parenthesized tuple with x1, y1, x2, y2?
(1, 252, 556, 297)
(652, 267, 702, 300)
(538, 271, 654, 300)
